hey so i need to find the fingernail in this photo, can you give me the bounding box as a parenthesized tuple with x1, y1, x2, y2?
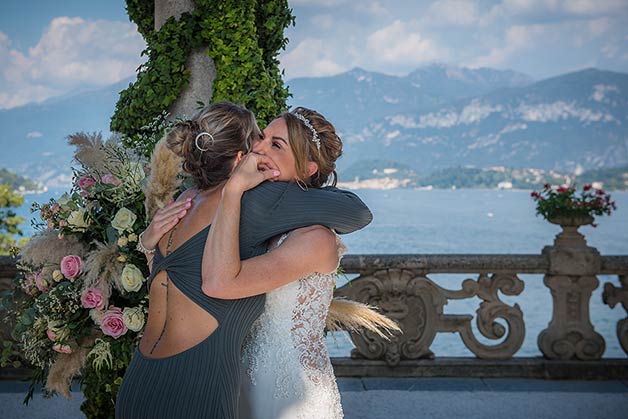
(273, 171, 280, 176)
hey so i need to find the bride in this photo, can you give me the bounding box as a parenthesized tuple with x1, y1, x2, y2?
(202, 107, 399, 419)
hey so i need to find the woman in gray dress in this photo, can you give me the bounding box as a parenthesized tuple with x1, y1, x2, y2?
(115, 102, 372, 419)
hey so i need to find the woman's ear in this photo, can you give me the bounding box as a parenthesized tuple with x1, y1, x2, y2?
(307, 161, 319, 177)
(232, 151, 245, 170)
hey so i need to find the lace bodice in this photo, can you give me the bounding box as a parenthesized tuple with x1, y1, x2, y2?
(241, 230, 346, 419)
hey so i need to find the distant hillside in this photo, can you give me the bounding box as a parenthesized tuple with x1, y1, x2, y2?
(0, 168, 42, 192)
(288, 64, 532, 132)
(575, 165, 628, 190)
(338, 161, 628, 190)
(1, 64, 627, 189)
(337, 68, 628, 174)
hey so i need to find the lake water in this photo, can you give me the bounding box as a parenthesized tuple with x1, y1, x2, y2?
(15, 187, 628, 358)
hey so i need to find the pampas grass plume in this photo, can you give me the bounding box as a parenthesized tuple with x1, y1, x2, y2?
(143, 137, 183, 219)
(327, 298, 401, 340)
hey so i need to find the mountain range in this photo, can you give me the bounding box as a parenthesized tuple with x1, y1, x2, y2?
(1, 63, 626, 189)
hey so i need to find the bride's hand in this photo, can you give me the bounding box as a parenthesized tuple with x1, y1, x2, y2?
(225, 153, 280, 195)
(140, 197, 192, 250)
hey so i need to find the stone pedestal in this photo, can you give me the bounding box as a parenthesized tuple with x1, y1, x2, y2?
(538, 215, 605, 360)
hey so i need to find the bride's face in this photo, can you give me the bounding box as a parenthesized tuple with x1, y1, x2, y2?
(254, 117, 298, 182)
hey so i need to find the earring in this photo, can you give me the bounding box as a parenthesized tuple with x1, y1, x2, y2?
(295, 178, 308, 191)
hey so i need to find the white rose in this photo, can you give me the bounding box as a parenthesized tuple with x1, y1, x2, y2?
(122, 306, 146, 332)
(90, 309, 104, 326)
(57, 193, 72, 207)
(120, 264, 144, 293)
(67, 209, 90, 231)
(111, 208, 137, 234)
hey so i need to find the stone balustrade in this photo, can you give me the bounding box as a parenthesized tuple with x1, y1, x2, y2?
(1, 217, 627, 379)
(329, 216, 628, 378)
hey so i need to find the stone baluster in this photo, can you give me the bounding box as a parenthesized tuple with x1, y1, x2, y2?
(537, 215, 605, 360)
(602, 274, 628, 355)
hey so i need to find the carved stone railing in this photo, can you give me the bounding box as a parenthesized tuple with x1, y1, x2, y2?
(2, 215, 628, 379)
(333, 217, 628, 372)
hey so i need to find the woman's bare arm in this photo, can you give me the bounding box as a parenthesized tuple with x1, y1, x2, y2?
(202, 153, 338, 298)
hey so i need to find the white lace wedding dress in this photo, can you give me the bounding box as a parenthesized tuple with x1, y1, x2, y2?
(240, 231, 347, 419)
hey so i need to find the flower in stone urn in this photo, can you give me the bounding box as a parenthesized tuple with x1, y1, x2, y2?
(530, 183, 617, 228)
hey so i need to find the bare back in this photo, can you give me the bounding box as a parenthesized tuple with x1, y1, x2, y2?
(138, 189, 221, 359)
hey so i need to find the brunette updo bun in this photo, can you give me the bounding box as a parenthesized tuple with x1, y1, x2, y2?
(165, 102, 259, 189)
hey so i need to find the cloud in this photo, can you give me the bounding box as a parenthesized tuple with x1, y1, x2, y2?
(0, 17, 145, 109)
(280, 37, 349, 79)
(470, 24, 547, 67)
(517, 101, 616, 124)
(422, 0, 481, 27)
(486, 0, 628, 24)
(364, 20, 448, 72)
(26, 131, 43, 139)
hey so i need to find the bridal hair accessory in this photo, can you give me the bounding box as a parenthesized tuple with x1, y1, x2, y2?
(195, 132, 214, 152)
(293, 112, 320, 151)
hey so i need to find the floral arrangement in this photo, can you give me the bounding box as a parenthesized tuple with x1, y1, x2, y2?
(0, 131, 182, 418)
(530, 183, 617, 227)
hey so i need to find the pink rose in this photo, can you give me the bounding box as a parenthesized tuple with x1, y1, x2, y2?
(81, 287, 106, 310)
(60, 255, 83, 280)
(102, 173, 121, 186)
(77, 175, 96, 190)
(51, 204, 60, 213)
(59, 220, 68, 227)
(52, 344, 72, 354)
(34, 271, 49, 292)
(101, 307, 128, 339)
(23, 273, 34, 289)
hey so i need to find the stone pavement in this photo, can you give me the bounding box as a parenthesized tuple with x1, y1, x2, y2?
(1, 378, 627, 419)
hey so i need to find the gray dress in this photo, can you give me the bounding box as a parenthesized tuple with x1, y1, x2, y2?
(115, 182, 372, 419)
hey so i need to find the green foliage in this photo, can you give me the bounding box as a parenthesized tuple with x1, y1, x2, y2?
(111, 0, 294, 155)
(80, 339, 135, 419)
(576, 164, 628, 191)
(0, 183, 25, 254)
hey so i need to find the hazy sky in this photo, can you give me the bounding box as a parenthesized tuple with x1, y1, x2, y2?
(1, 0, 627, 110)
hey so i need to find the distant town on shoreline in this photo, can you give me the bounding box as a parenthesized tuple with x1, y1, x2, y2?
(336, 161, 628, 191)
(3, 163, 626, 194)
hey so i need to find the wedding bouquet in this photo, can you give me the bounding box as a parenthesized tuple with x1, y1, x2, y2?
(0, 132, 167, 417)
(530, 183, 617, 227)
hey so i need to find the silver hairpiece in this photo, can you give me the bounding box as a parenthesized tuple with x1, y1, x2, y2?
(195, 132, 214, 152)
(293, 112, 320, 151)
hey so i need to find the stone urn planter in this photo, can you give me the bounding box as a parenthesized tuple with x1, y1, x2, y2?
(546, 213, 594, 248)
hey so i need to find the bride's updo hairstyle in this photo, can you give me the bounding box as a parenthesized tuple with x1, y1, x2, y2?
(281, 106, 342, 188)
(166, 102, 259, 189)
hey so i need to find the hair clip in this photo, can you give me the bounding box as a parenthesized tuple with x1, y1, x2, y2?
(195, 132, 214, 152)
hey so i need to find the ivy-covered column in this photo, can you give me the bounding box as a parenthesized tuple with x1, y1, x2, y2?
(154, 0, 215, 120)
(112, 0, 294, 157)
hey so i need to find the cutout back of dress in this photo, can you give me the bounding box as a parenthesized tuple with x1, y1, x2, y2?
(138, 222, 220, 359)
